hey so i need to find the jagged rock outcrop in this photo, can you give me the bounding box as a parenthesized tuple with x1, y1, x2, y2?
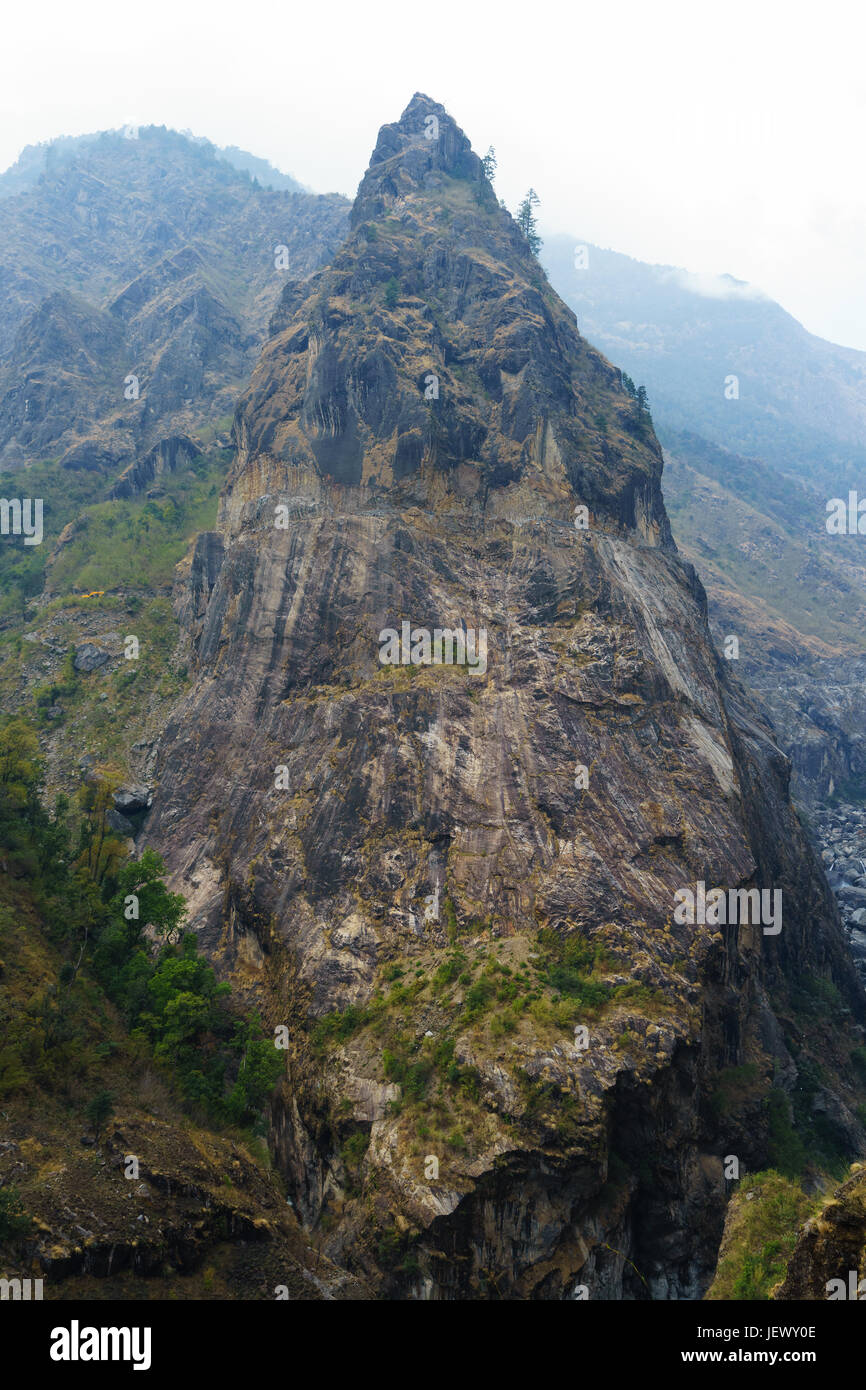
(109, 434, 202, 500)
(775, 1166, 866, 1299)
(143, 95, 866, 1298)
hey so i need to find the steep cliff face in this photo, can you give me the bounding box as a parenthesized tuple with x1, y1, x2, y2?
(145, 96, 866, 1298)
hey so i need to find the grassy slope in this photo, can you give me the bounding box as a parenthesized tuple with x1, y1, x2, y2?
(0, 448, 229, 794)
(661, 435, 866, 663)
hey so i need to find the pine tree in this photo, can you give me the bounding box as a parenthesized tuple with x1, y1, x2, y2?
(516, 188, 542, 257)
(481, 146, 497, 182)
(636, 384, 650, 414)
(86, 1089, 114, 1141)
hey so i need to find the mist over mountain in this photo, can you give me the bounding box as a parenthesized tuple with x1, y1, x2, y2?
(544, 234, 866, 492)
(0, 127, 308, 201)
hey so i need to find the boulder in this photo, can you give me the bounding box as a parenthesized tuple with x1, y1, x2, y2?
(74, 643, 110, 673)
(113, 784, 152, 815)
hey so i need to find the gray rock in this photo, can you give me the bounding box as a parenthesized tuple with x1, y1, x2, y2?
(113, 784, 152, 814)
(106, 808, 136, 836)
(810, 1086, 865, 1148)
(74, 643, 110, 673)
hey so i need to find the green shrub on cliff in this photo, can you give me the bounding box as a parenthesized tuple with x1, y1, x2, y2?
(0, 714, 281, 1134)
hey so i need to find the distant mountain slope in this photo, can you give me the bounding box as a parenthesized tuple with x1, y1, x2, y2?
(0, 126, 349, 475)
(543, 234, 866, 491)
(541, 237, 866, 662)
(215, 143, 311, 193)
(0, 126, 350, 808)
(661, 430, 866, 664)
(0, 128, 307, 200)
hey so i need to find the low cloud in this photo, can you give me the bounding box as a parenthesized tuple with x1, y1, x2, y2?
(660, 267, 769, 302)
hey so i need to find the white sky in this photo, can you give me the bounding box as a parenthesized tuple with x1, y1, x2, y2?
(2, 0, 865, 349)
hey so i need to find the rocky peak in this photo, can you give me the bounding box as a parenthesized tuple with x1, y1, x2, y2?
(144, 98, 866, 1298)
(227, 94, 671, 546)
(354, 93, 484, 214)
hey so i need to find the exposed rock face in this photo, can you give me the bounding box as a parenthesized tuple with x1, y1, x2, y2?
(144, 95, 866, 1298)
(748, 656, 866, 806)
(109, 434, 202, 500)
(113, 783, 152, 814)
(807, 802, 866, 987)
(775, 1167, 866, 1300)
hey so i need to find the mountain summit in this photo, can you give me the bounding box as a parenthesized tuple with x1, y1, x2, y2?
(145, 98, 865, 1298)
(227, 93, 670, 539)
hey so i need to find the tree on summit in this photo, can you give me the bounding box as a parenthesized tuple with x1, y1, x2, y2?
(516, 188, 542, 257)
(481, 146, 497, 182)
